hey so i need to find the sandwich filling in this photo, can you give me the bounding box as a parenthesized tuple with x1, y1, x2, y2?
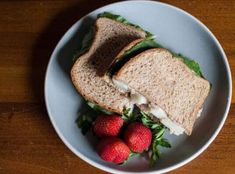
(113, 79, 203, 135)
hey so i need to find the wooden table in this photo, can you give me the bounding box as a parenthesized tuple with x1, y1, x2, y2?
(0, 0, 234, 173)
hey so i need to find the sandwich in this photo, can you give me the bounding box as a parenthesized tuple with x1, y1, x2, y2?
(112, 48, 210, 135)
(72, 12, 210, 136)
(71, 14, 147, 114)
(72, 12, 211, 165)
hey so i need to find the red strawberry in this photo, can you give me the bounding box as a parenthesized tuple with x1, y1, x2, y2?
(124, 122, 152, 153)
(97, 137, 130, 164)
(93, 114, 124, 137)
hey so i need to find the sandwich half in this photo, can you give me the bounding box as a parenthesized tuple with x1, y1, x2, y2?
(112, 48, 210, 135)
(71, 17, 147, 114)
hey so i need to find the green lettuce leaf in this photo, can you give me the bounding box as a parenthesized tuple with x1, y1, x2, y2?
(139, 111, 171, 166)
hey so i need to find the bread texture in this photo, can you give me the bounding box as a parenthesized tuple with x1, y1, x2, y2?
(114, 48, 210, 134)
(71, 17, 146, 114)
(103, 38, 145, 86)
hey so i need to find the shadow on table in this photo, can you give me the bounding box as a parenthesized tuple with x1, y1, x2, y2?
(30, 0, 119, 107)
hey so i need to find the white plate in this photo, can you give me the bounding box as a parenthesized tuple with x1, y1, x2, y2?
(45, 1, 232, 173)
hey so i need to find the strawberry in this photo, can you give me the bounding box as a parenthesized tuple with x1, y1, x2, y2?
(97, 137, 130, 164)
(93, 114, 124, 137)
(124, 122, 152, 153)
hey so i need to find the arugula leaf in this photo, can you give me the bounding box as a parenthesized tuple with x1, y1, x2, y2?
(139, 111, 171, 166)
(150, 131, 171, 166)
(153, 128, 165, 140)
(98, 12, 153, 37)
(76, 109, 97, 135)
(150, 126, 172, 166)
(87, 102, 114, 115)
(150, 140, 160, 166)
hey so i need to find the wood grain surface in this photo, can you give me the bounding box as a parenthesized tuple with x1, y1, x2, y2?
(0, 0, 234, 173)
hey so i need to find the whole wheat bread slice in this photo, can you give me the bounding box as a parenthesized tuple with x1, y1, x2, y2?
(114, 48, 210, 134)
(71, 17, 146, 114)
(103, 38, 145, 85)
